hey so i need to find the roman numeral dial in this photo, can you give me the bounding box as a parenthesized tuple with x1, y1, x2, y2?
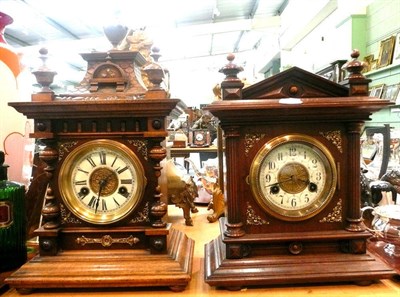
(59, 140, 146, 225)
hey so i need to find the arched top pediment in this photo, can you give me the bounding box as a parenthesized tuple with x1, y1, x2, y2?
(89, 62, 128, 92)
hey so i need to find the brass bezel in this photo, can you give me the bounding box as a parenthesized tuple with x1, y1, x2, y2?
(249, 134, 337, 221)
(59, 139, 146, 225)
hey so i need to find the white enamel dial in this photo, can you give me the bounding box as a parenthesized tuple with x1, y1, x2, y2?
(59, 140, 146, 224)
(195, 133, 204, 141)
(249, 134, 337, 221)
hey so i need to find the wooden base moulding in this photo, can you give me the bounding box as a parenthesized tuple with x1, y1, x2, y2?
(6, 228, 194, 294)
(204, 223, 395, 290)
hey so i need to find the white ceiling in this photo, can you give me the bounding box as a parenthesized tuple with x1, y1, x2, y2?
(1, 0, 287, 73)
(2, 0, 374, 94)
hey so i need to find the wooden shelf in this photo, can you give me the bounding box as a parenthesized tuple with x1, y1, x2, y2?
(365, 63, 400, 78)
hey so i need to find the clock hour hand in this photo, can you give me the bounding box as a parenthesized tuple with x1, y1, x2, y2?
(95, 179, 106, 214)
(297, 178, 310, 184)
(94, 172, 114, 213)
(266, 176, 310, 188)
(290, 175, 317, 192)
(296, 178, 320, 193)
(266, 178, 294, 195)
(266, 176, 312, 195)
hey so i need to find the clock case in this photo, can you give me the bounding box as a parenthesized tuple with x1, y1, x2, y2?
(6, 50, 193, 292)
(188, 129, 212, 147)
(204, 53, 395, 289)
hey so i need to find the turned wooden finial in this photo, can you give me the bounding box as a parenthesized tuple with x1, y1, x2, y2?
(31, 48, 57, 101)
(143, 46, 169, 99)
(32, 48, 58, 92)
(219, 53, 244, 81)
(342, 49, 366, 80)
(219, 54, 244, 100)
(340, 49, 371, 96)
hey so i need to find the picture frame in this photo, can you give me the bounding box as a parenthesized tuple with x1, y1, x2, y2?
(382, 84, 400, 102)
(393, 83, 400, 101)
(393, 32, 400, 65)
(369, 86, 376, 97)
(370, 84, 385, 98)
(363, 54, 374, 72)
(377, 35, 396, 68)
(396, 86, 400, 105)
(370, 59, 378, 71)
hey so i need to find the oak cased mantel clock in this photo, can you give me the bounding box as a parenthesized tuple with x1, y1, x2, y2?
(204, 52, 395, 289)
(6, 48, 194, 293)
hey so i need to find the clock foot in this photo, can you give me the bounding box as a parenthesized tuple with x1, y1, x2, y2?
(355, 280, 374, 286)
(169, 285, 186, 292)
(226, 286, 242, 291)
(16, 288, 33, 295)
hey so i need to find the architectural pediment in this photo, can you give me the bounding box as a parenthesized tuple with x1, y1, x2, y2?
(243, 66, 349, 99)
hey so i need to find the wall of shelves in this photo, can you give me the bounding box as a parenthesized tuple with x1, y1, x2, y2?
(366, 63, 400, 129)
(358, 0, 400, 131)
(366, 63, 400, 86)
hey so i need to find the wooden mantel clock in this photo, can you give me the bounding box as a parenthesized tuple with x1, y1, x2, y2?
(204, 51, 395, 289)
(6, 47, 193, 293)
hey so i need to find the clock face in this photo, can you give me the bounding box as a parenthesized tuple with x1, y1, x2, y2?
(190, 130, 210, 146)
(195, 132, 204, 141)
(59, 139, 146, 225)
(249, 134, 337, 221)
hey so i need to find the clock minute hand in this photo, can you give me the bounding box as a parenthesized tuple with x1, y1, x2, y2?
(95, 179, 106, 214)
(265, 177, 293, 188)
(266, 175, 310, 188)
(95, 172, 115, 213)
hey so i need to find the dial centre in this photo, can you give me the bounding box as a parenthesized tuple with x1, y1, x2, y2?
(277, 162, 309, 194)
(89, 167, 118, 196)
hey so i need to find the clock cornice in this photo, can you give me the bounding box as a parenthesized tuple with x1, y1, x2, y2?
(205, 96, 392, 124)
(9, 99, 180, 119)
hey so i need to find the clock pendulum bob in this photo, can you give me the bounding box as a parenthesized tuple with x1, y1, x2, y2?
(5, 48, 194, 293)
(204, 52, 396, 290)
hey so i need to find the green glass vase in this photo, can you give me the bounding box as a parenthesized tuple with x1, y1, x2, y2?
(0, 150, 26, 272)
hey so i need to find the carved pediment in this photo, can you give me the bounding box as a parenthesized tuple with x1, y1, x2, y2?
(89, 62, 128, 92)
(74, 51, 147, 96)
(242, 66, 349, 99)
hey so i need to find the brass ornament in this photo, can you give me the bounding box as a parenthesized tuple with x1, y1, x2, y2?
(320, 130, 342, 153)
(58, 141, 78, 160)
(245, 202, 269, 225)
(130, 202, 150, 223)
(128, 139, 148, 160)
(244, 133, 265, 155)
(319, 199, 343, 223)
(75, 235, 140, 247)
(60, 204, 81, 225)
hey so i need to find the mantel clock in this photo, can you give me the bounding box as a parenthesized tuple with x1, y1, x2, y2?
(6, 47, 193, 293)
(204, 51, 395, 289)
